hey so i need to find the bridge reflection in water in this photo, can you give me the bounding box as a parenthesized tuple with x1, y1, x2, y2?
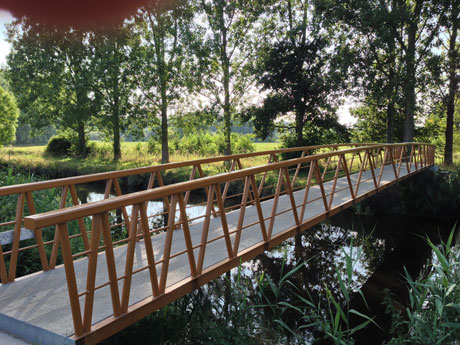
(0, 143, 434, 344)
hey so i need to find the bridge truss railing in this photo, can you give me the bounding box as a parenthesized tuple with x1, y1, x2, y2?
(0, 143, 372, 284)
(23, 143, 434, 342)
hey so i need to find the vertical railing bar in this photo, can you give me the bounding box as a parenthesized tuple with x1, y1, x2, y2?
(377, 147, 389, 186)
(177, 193, 198, 277)
(155, 171, 170, 213)
(113, 178, 132, 233)
(49, 186, 69, 269)
(232, 177, 250, 256)
(249, 174, 268, 242)
(184, 165, 197, 205)
(197, 164, 217, 214)
(300, 159, 315, 221)
(322, 156, 332, 181)
(8, 192, 26, 281)
(104, 178, 113, 199)
(159, 195, 177, 294)
(222, 159, 237, 203)
(388, 147, 398, 179)
(341, 154, 355, 200)
(25, 191, 49, 271)
(69, 185, 90, 251)
(258, 154, 273, 195)
(214, 183, 233, 258)
(367, 150, 378, 188)
(282, 167, 300, 226)
(58, 222, 84, 336)
(196, 186, 215, 274)
(291, 150, 307, 188)
(101, 212, 122, 316)
(267, 168, 284, 239)
(83, 214, 103, 333)
(354, 150, 368, 197)
(236, 158, 254, 204)
(328, 155, 342, 210)
(397, 145, 405, 178)
(121, 204, 140, 313)
(138, 203, 160, 297)
(147, 172, 156, 189)
(0, 244, 8, 284)
(313, 160, 329, 212)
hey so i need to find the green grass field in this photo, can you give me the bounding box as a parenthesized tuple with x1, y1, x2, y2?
(0, 141, 280, 177)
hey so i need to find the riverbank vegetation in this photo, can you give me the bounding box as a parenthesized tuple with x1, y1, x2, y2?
(0, 0, 458, 169)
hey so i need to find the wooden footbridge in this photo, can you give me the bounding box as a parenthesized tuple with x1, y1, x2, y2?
(0, 143, 434, 344)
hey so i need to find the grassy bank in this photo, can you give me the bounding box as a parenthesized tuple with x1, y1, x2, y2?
(0, 142, 280, 178)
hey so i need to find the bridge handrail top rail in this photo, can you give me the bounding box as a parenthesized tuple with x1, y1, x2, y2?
(24, 142, 432, 230)
(0, 143, 377, 196)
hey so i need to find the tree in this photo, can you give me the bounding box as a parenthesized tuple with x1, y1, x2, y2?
(90, 23, 139, 161)
(245, 0, 347, 147)
(315, 0, 443, 143)
(133, 0, 195, 163)
(0, 86, 19, 146)
(7, 20, 99, 156)
(441, 0, 460, 165)
(194, 0, 265, 155)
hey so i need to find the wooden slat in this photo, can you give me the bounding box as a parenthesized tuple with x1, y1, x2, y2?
(291, 150, 307, 187)
(232, 176, 250, 256)
(177, 193, 198, 277)
(196, 186, 215, 274)
(341, 154, 355, 200)
(121, 204, 140, 313)
(184, 165, 197, 205)
(49, 186, 69, 269)
(249, 174, 268, 242)
(101, 212, 122, 316)
(377, 147, 389, 186)
(354, 151, 368, 196)
(7, 192, 25, 281)
(155, 171, 170, 214)
(83, 214, 103, 332)
(58, 222, 84, 336)
(159, 195, 177, 294)
(214, 183, 233, 259)
(366, 150, 378, 188)
(0, 242, 8, 284)
(282, 167, 300, 226)
(112, 178, 131, 232)
(138, 203, 160, 297)
(222, 160, 237, 202)
(267, 169, 284, 239)
(327, 155, 343, 210)
(69, 185, 90, 251)
(300, 159, 315, 221)
(313, 160, 329, 212)
(25, 191, 49, 271)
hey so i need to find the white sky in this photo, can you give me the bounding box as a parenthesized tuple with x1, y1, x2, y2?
(0, 10, 13, 67)
(0, 9, 356, 125)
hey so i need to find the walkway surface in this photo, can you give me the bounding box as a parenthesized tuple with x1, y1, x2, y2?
(0, 164, 420, 345)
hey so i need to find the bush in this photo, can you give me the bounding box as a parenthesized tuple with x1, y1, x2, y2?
(45, 135, 72, 156)
(176, 131, 254, 156)
(147, 137, 161, 155)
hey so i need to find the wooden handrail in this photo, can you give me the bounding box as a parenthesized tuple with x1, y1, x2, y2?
(24, 142, 434, 229)
(0, 143, 373, 195)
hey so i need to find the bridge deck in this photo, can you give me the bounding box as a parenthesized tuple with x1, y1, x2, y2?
(0, 164, 420, 345)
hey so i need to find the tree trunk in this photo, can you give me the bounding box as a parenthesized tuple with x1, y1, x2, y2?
(113, 101, 121, 161)
(219, 1, 232, 156)
(386, 100, 395, 143)
(76, 120, 86, 156)
(444, 3, 459, 165)
(161, 102, 169, 164)
(403, 20, 417, 143)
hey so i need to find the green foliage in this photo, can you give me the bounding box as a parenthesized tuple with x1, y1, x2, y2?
(0, 86, 19, 146)
(387, 229, 460, 344)
(45, 135, 72, 156)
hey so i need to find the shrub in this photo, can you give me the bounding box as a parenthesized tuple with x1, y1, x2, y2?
(147, 137, 161, 155)
(45, 135, 72, 156)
